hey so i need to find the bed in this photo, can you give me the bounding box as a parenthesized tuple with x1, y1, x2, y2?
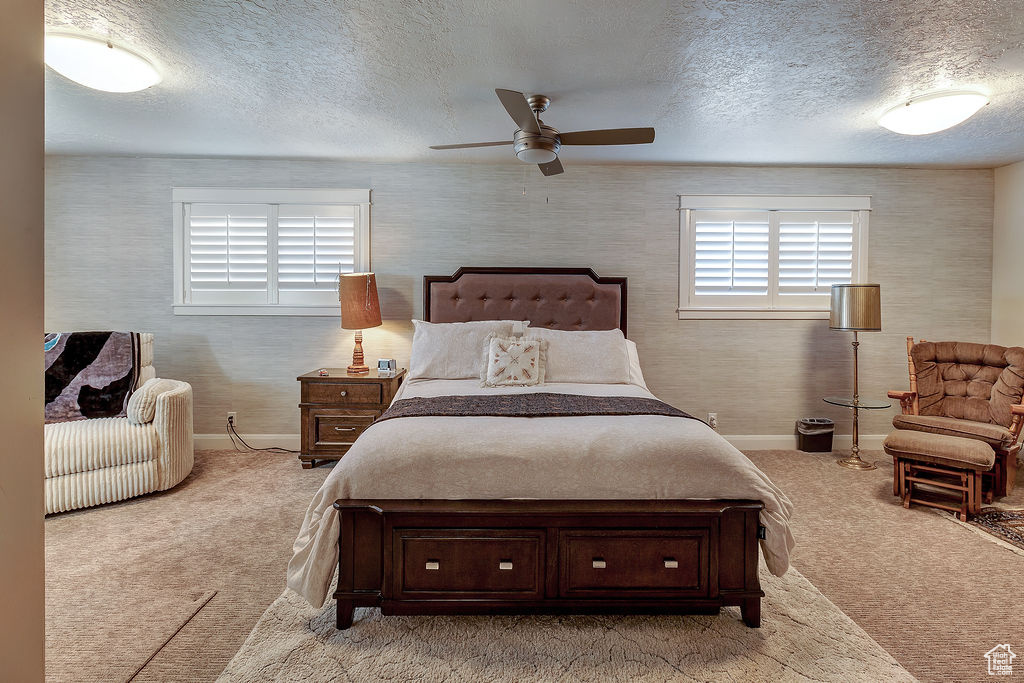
(287, 268, 794, 630)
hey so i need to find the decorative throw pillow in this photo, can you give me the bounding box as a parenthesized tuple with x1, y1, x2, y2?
(481, 335, 546, 387)
(127, 378, 179, 425)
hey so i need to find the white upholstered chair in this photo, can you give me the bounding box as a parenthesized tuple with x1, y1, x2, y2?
(44, 333, 194, 514)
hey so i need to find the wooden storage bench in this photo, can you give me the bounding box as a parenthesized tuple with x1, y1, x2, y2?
(332, 499, 766, 630)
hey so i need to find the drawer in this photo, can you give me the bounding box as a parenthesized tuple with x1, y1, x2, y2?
(559, 529, 709, 597)
(394, 529, 544, 599)
(315, 413, 376, 446)
(303, 381, 382, 405)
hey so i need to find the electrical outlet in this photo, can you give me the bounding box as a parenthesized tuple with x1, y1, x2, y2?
(707, 412, 719, 432)
(227, 412, 237, 427)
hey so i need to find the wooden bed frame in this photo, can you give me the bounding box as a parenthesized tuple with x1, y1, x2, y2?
(333, 268, 765, 629)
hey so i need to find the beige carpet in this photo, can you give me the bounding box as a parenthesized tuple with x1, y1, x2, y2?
(937, 506, 1024, 558)
(44, 449, 331, 682)
(218, 566, 913, 683)
(45, 447, 1023, 682)
(744, 449, 1024, 683)
(45, 587, 215, 683)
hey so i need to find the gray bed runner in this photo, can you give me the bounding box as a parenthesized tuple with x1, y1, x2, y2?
(375, 392, 701, 424)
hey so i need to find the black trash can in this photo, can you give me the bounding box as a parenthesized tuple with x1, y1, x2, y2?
(796, 418, 834, 452)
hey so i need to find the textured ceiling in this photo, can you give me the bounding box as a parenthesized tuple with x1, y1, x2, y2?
(45, 0, 1024, 166)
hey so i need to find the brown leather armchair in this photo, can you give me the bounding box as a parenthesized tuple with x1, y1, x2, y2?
(885, 338, 1024, 517)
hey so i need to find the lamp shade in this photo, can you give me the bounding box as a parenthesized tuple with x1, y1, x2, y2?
(338, 273, 382, 330)
(829, 284, 881, 331)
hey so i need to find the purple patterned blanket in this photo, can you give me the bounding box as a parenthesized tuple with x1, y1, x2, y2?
(44, 331, 141, 423)
(376, 393, 700, 424)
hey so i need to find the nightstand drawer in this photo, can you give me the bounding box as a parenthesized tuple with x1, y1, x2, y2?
(315, 413, 376, 445)
(303, 381, 382, 405)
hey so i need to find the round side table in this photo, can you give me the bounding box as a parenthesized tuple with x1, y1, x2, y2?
(823, 396, 891, 470)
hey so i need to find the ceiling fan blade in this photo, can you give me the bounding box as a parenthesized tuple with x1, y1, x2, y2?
(538, 157, 564, 176)
(559, 127, 656, 145)
(429, 141, 512, 150)
(495, 88, 540, 134)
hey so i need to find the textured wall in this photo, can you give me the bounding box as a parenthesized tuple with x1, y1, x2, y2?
(45, 157, 993, 437)
(992, 161, 1024, 347)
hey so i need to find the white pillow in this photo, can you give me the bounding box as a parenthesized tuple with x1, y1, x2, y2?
(127, 378, 179, 425)
(625, 339, 648, 389)
(524, 327, 630, 384)
(481, 335, 547, 387)
(409, 320, 519, 380)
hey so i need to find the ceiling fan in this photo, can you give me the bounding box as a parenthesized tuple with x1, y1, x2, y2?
(429, 89, 656, 176)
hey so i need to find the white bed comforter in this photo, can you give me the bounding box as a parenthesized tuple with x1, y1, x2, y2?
(287, 379, 795, 607)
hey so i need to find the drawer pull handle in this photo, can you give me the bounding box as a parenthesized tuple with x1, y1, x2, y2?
(339, 391, 347, 397)
(333, 427, 356, 432)
(664, 558, 679, 569)
(425, 561, 440, 571)
(498, 560, 513, 571)
(592, 558, 606, 569)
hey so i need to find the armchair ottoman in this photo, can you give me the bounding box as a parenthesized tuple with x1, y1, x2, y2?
(884, 429, 994, 520)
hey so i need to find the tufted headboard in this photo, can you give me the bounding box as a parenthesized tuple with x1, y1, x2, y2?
(424, 267, 627, 336)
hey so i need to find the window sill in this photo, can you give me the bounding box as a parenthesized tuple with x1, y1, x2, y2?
(677, 308, 829, 321)
(173, 305, 338, 317)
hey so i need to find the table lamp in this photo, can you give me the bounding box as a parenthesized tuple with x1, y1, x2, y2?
(339, 272, 382, 375)
(829, 283, 882, 470)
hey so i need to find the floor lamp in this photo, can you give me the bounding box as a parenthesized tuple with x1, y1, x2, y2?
(830, 284, 882, 470)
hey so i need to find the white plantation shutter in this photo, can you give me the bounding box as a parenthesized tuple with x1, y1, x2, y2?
(277, 205, 357, 305)
(691, 210, 771, 306)
(679, 196, 869, 318)
(774, 208, 856, 305)
(173, 188, 371, 314)
(778, 211, 856, 300)
(187, 204, 270, 304)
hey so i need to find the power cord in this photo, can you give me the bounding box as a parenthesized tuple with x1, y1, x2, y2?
(225, 416, 299, 454)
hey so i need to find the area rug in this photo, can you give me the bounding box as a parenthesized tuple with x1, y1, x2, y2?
(935, 506, 1024, 558)
(218, 567, 914, 682)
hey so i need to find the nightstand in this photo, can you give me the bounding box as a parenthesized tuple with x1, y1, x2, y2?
(297, 368, 406, 469)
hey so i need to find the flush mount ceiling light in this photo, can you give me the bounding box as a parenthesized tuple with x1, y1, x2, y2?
(878, 90, 989, 135)
(45, 33, 160, 93)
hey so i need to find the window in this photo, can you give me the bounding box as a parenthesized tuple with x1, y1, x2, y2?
(172, 188, 370, 315)
(678, 195, 870, 319)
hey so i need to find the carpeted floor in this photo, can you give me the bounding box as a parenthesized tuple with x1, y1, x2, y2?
(744, 449, 1024, 683)
(44, 447, 1023, 682)
(44, 449, 331, 682)
(218, 566, 912, 682)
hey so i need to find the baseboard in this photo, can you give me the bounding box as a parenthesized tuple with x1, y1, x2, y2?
(194, 432, 886, 453)
(723, 434, 886, 451)
(195, 433, 300, 451)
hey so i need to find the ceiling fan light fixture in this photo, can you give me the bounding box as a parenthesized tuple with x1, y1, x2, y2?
(516, 147, 558, 164)
(45, 32, 161, 93)
(878, 90, 988, 135)
(429, 89, 656, 177)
